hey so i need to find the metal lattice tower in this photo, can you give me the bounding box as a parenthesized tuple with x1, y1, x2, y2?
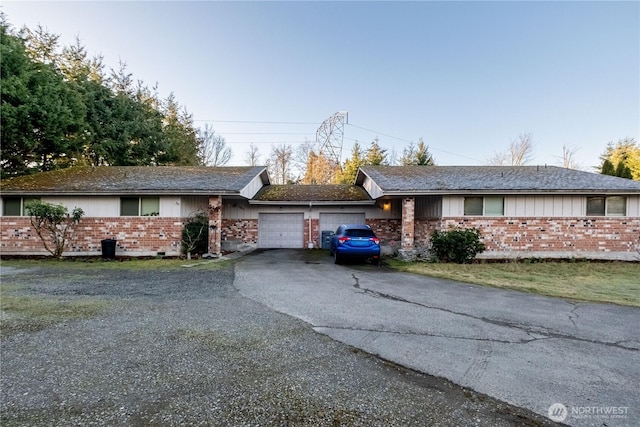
(316, 111, 348, 165)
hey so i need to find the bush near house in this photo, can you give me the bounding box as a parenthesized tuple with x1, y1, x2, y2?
(430, 228, 485, 264)
(24, 200, 84, 258)
(182, 212, 209, 257)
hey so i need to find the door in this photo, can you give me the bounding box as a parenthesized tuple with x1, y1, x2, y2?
(258, 213, 304, 248)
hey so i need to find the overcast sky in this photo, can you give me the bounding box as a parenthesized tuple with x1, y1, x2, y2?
(3, 1, 639, 169)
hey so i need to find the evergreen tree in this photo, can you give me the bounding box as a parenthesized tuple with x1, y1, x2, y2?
(364, 138, 388, 166)
(599, 138, 640, 180)
(334, 143, 364, 184)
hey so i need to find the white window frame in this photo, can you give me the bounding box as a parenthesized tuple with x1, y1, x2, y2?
(464, 196, 504, 216)
(120, 197, 160, 217)
(586, 196, 627, 217)
(2, 197, 41, 216)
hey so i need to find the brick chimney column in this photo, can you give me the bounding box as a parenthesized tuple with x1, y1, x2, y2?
(208, 195, 222, 256)
(401, 197, 415, 250)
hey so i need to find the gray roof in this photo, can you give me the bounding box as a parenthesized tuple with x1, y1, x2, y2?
(357, 166, 640, 194)
(1, 166, 269, 196)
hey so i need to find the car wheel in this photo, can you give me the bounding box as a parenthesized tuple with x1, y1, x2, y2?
(371, 258, 379, 265)
(334, 252, 341, 264)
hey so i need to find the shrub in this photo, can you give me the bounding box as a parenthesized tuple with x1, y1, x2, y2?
(430, 228, 485, 264)
(182, 211, 209, 256)
(25, 200, 84, 258)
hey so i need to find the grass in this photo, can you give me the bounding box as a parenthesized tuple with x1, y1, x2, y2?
(386, 259, 640, 307)
(0, 257, 232, 271)
(1, 286, 111, 336)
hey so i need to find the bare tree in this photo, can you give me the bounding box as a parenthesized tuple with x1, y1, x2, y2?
(557, 144, 580, 169)
(295, 139, 315, 178)
(487, 133, 535, 166)
(244, 143, 261, 166)
(197, 124, 231, 166)
(269, 144, 294, 184)
(509, 133, 534, 166)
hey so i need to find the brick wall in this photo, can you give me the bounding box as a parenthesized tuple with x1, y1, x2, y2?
(304, 218, 320, 248)
(401, 197, 415, 250)
(367, 218, 402, 244)
(221, 219, 258, 244)
(1, 217, 184, 256)
(414, 217, 640, 256)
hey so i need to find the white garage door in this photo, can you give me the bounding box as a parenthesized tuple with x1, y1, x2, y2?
(258, 213, 304, 248)
(319, 213, 366, 234)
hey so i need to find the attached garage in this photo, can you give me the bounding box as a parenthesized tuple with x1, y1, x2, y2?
(258, 213, 304, 248)
(319, 212, 365, 234)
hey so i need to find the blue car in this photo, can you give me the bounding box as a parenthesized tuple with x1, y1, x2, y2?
(329, 224, 380, 265)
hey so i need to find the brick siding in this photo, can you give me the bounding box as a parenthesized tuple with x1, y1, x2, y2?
(1, 217, 183, 256)
(221, 219, 258, 244)
(415, 217, 640, 256)
(367, 218, 402, 244)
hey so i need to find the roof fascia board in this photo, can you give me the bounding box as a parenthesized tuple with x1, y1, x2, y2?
(3, 190, 241, 196)
(378, 190, 640, 196)
(248, 200, 376, 206)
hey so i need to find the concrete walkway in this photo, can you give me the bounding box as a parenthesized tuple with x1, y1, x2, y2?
(234, 249, 640, 426)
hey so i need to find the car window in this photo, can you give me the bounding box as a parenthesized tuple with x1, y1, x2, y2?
(344, 229, 375, 237)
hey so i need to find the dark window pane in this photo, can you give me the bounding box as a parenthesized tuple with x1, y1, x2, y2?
(586, 197, 605, 216)
(344, 229, 375, 237)
(120, 197, 139, 216)
(3, 197, 21, 216)
(464, 197, 483, 216)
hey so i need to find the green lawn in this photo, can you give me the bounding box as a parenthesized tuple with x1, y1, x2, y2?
(386, 259, 640, 307)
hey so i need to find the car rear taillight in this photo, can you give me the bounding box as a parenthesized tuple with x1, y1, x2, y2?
(369, 237, 380, 245)
(338, 237, 351, 244)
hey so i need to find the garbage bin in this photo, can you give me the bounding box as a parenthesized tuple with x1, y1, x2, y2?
(101, 239, 117, 259)
(321, 231, 334, 250)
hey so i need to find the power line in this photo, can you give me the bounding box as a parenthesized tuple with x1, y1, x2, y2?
(193, 119, 320, 125)
(347, 122, 481, 163)
(219, 132, 313, 135)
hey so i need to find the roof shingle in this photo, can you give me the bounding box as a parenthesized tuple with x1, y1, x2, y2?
(1, 166, 267, 195)
(358, 166, 640, 193)
(252, 185, 372, 202)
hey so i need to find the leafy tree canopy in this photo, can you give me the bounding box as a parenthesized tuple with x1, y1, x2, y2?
(0, 18, 212, 177)
(599, 137, 640, 180)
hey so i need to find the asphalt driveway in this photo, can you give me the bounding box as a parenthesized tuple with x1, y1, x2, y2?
(234, 249, 640, 426)
(1, 259, 554, 426)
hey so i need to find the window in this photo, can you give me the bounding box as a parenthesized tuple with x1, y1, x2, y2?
(484, 197, 505, 216)
(2, 197, 40, 216)
(120, 197, 159, 216)
(607, 197, 626, 216)
(586, 196, 626, 216)
(464, 196, 504, 216)
(3, 197, 21, 216)
(464, 197, 483, 216)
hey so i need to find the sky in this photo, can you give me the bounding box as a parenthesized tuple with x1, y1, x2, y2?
(2, 1, 639, 171)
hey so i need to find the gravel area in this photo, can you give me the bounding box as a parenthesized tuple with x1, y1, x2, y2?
(0, 260, 555, 426)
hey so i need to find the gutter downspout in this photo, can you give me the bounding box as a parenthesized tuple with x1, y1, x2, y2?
(308, 201, 314, 249)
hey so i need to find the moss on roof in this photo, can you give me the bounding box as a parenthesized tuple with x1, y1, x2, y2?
(1, 166, 266, 194)
(253, 185, 371, 202)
